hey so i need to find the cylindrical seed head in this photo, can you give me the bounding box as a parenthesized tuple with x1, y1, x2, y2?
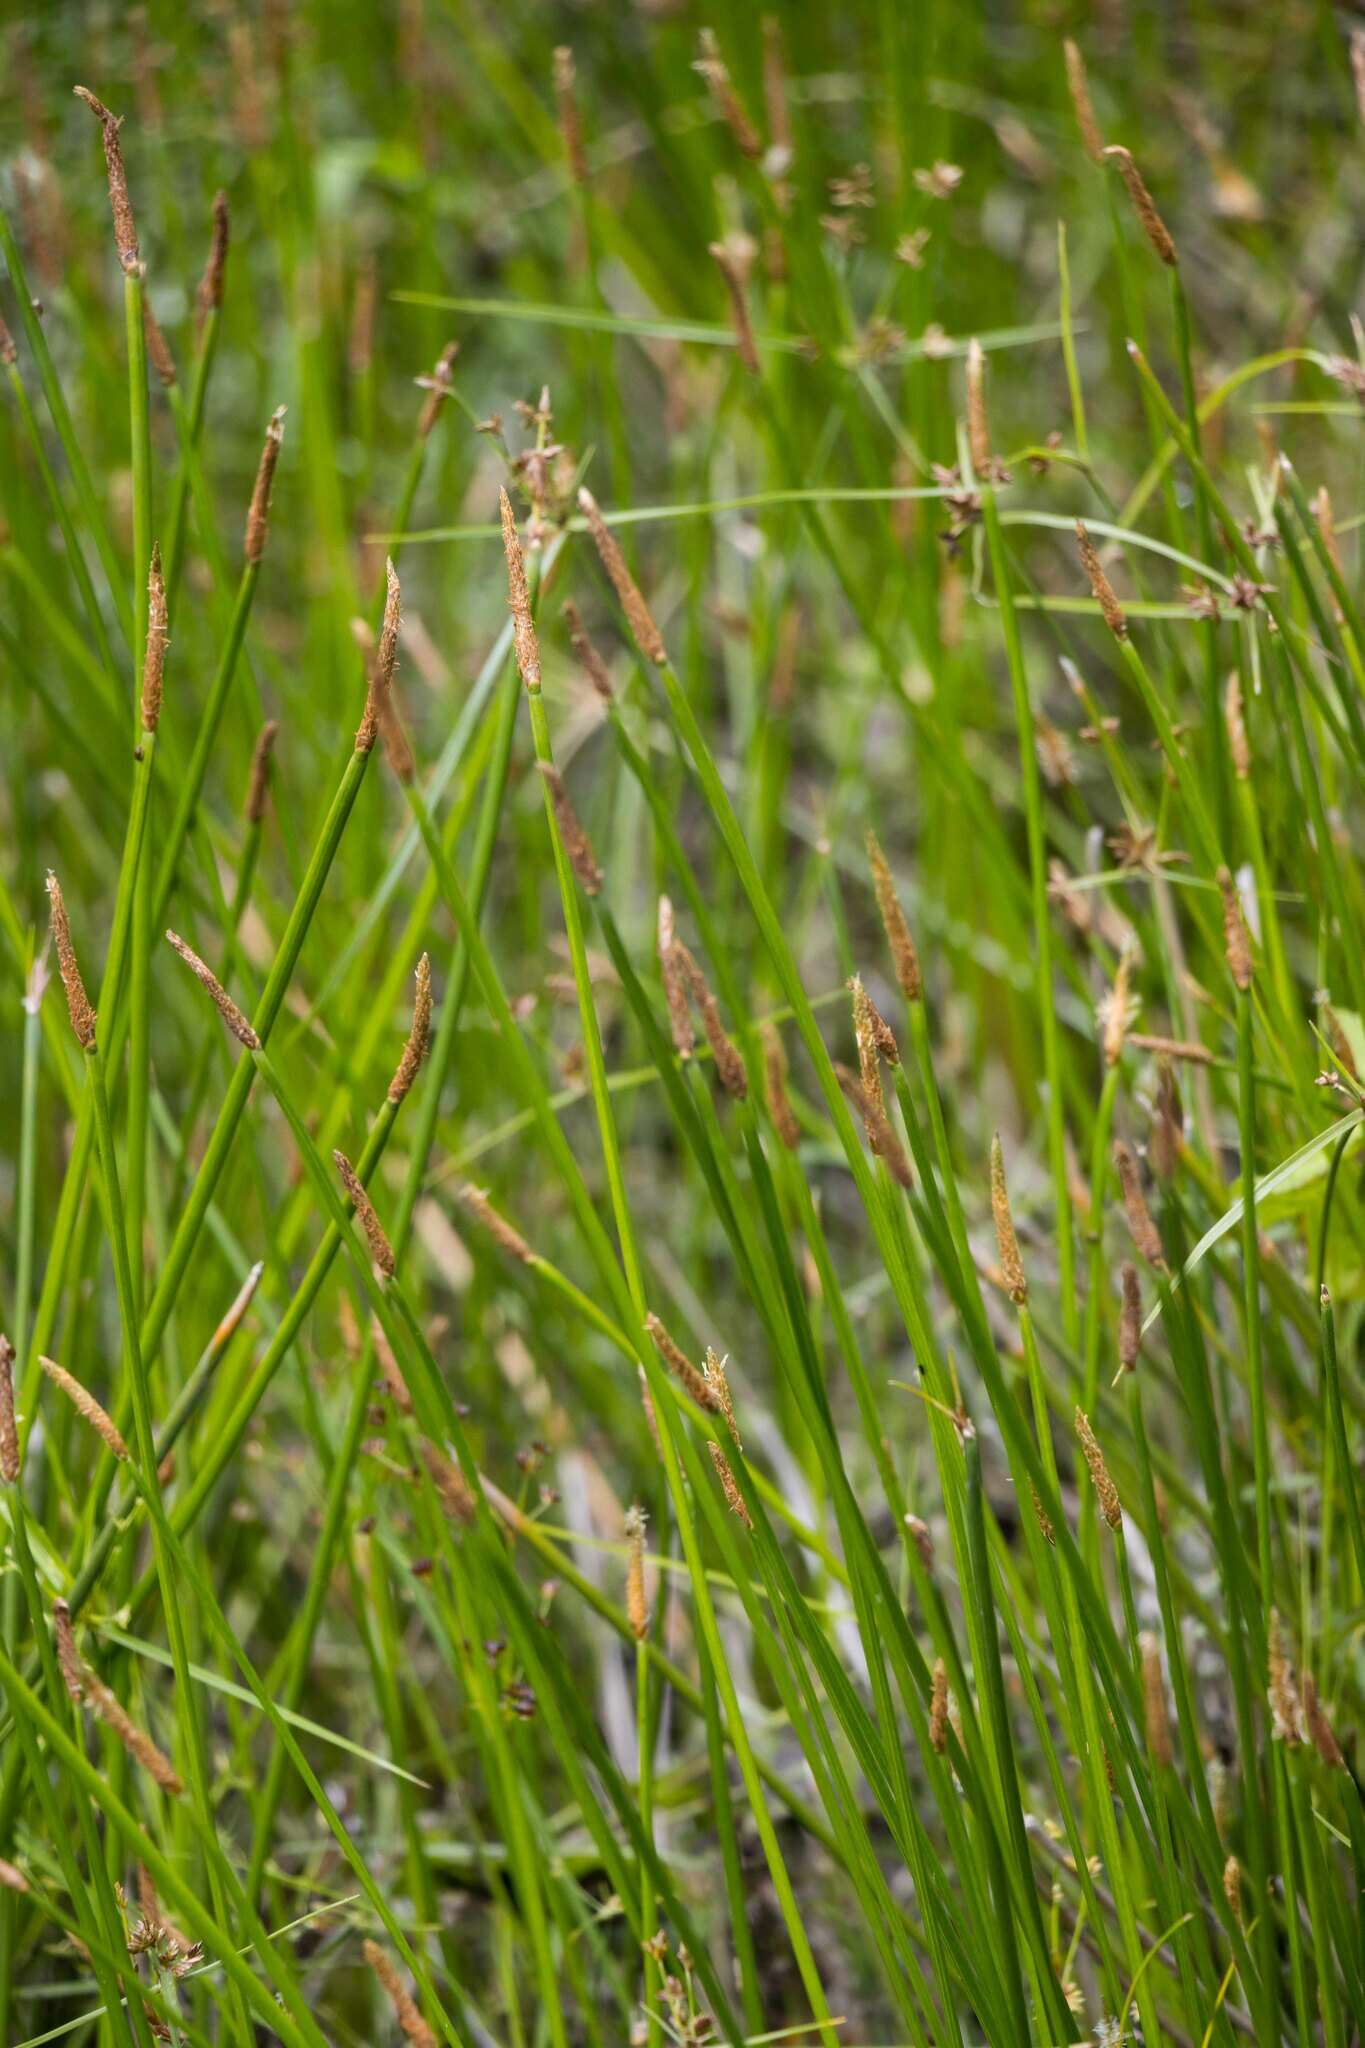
(1301, 1671, 1344, 1769)
(140, 543, 167, 734)
(990, 1134, 1028, 1304)
(244, 406, 286, 564)
(577, 487, 667, 664)
(0, 1334, 19, 1484)
(1217, 867, 1252, 991)
(1063, 40, 1104, 164)
(417, 340, 459, 439)
(456, 1183, 536, 1265)
(709, 241, 760, 376)
(1075, 1408, 1121, 1528)
(334, 1150, 396, 1278)
(538, 761, 603, 896)
(1104, 144, 1177, 265)
(553, 45, 588, 185)
(165, 931, 260, 1049)
(1113, 1141, 1164, 1267)
(74, 87, 140, 271)
(363, 1941, 438, 2048)
(40, 1355, 130, 1460)
(676, 944, 747, 1099)
(965, 337, 989, 478)
(499, 489, 541, 695)
(1223, 672, 1251, 780)
(761, 1022, 801, 1150)
(645, 1312, 721, 1412)
(45, 872, 97, 1050)
(562, 599, 614, 700)
(708, 1439, 753, 1528)
(194, 189, 230, 340)
(694, 27, 763, 160)
(1118, 1262, 1142, 1371)
(1140, 1632, 1172, 1766)
(388, 953, 432, 1103)
(244, 719, 278, 822)
(865, 830, 921, 999)
(624, 1502, 649, 1639)
(357, 559, 401, 753)
(1075, 519, 1127, 638)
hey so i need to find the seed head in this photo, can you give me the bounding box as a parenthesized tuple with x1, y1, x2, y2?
(1100, 946, 1134, 1067)
(1217, 867, 1252, 991)
(165, 931, 260, 1049)
(245, 719, 278, 822)
(835, 1061, 912, 1188)
(55, 1600, 184, 1794)
(1149, 1058, 1183, 1182)
(74, 87, 140, 272)
(1140, 1632, 1172, 1766)
(624, 1502, 649, 1639)
(1267, 1608, 1304, 1744)
(1223, 672, 1251, 779)
(577, 488, 667, 665)
(1113, 1141, 1163, 1267)
(709, 240, 760, 375)
(140, 543, 167, 734)
(421, 1440, 476, 1525)
(388, 953, 432, 1103)
(645, 1312, 721, 1412)
(553, 46, 588, 184)
(0, 313, 15, 367)
(676, 944, 747, 1099)
(363, 1940, 437, 2048)
(965, 337, 989, 478)
(244, 406, 286, 565)
(562, 599, 613, 700)
(1312, 485, 1345, 621)
(1075, 519, 1127, 638)
(990, 1135, 1028, 1305)
(357, 559, 401, 753)
(1031, 1486, 1056, 1544)
(417, 340, 459, 439)
(40, 1356, 129, 1460)
(761, 1022, 800, 1149)
(194, 189, 230, 340)
(905, 1513, 934, 1570)
(1104, 144, 1177, 265)
(865, 830, 921, 999)
(334, 1150, 396, 1279)
(0, 1335, 19, 1484)
(45, 872, 97, 1050)
(1118, 1261, 1142, 1372)
(1063, 40, 1104, 163)
(657, 897, 694, 1059)
(1075, 1408, 1121, 1528)
(705, 1346, 741, 1449)
(456, 1184, 535, 1266)
(1301, 1670, 1344, 1769)
(142, 298, 176, 388)
(929, 1658, 950, 1753)
(708, 1439, 753, 1529)
(694, 28, 762, 161)
(1223, 1854, 1241, 1921)
(538, 761, 602, 896)
(499, 489, 541, 695)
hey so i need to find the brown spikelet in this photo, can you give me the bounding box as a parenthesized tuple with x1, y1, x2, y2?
(1267, 1608, 1303, 1743)
(761, 1023, 801, 1149)
(388, 954, 432, 1104)
(866, 831, 921, 999)
(1104, 144, 1177, 265)
(140, 544, 167, 734)
(1223, 672, 1251, 779)
(334, 1151, 396, 1278)
(357, 559, 401, 753)
(538, 762, 602, 896)
(638, 1366, 662, 1454)
(834, 1062, 912, 1188)
(553, 46, 588, 184)
(499, 489, 541, 695)
(1323, 1003, 1359, 1083)
(645, 1312, 721, 1412)
(676, 945, 747, 1099)
(0, 1335, 19, 1484)
(990, 1135, 1028, 1305)
(165, 931, 260, 1050)
(705, 1347, 741, 1449)
(1312, 485, 1345, 622)
(1140, 1632, 1172, 1766)
(45, 873, 97, 1049)
(74, 88, 139, 272)
(1148, 1058, 1184, 1182)
(657, 898, 695, 1059)
(577, 488, 666, 664)
(849, 977, 887, 1117)
(1223, 1854, 1242, 1923)
(1129, 1032, 1213, 1067)
(1119, 1262, 1142, 1372)
(0, 1858, 28, 1894)
(709, 241, 760, 375)
(562, 599, 613, 700)
(379, 687, 415, 785)
(1101, 946, 1133, 1067)
(1063, 40, 1104, 163)
(371, 1315, 412, 1414)
(194, 190, 230, 341)
(40, 1356, 130, 1460)
(363, 1940, 438, 2048)
(1113, 1141, 1164, 1267)
(245, 719, 278, 823)
(1075, 519, 1127, 638)
(456, 1184, 535, 1266)
(1031, 1486, 1056, 1544)
(1076, 1409, 1121, 1529)
(905, 1513, 934, 1569)
(858, 978, 901, 1066)
(1301, 1671, 1345, 1769)
(53, 1601, 84, 1700)
(421, 1440, 477, 1526)
(708, 1439, 753, 1528)
(142, 298, 176, 388)
(694, 28, 762, 160)
(929, 1658, 949, 1753)
(56, 1601, 184, 1794)
(1217, 867, 1252, 991)
(0, 314, 16, 367)
(244, 406, 286, 564)
(965, 337, 989, 478)
(417, 341, 459, 439)
(624, 1502, 649, 1639)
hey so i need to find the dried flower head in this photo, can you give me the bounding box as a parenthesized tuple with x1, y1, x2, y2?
(1267, 1608, 1304, 1744)
(710, 240, 760, 375)
(562, 598, 613, 700)
(0, 314, 16, 367)
(499, 488, 542, 694)
(1217, 867, 1252, 990)
(676, 944, 747, 1099)
(165, 931, 260, 1049)
(705, 1347, 741, 1449)
(244, 718, 278, 823)
(990, 1134, 1028, 1305)
(388, 953, 432, 1104)
(553, 45, 587, 184)
(45, 872, 97, 1049)
(0, 1334, 19, 1484)
(965, 337, 990, 479)
(1148, 1058, 1184, 1182)
(1301, 1671, 1345, 1769)
(538, 761, 602, 896)
(657, 897, 695, 1059)
(929, 1658, 950, 1754)
(244, 406, 286, 565)
(708, 1439, 753, 1528)
(577, 488, 667, 664)
(1113, 1141, 1164, 1267)
(334, 1150, 396, 1278)
(55, 1600, 184, 1794)
(1100, 946, 1135, 1067)
(866, 830, 921, 1000)
(835, 1061, 912, 1188)
(357, 560, 401, 753)
(1140, 1632, 1172, 1766)
(363, 1940, 437, 2048)
(1223, 1854, 1242, 1922)
(421, 1440, 476, 1526)
(1063, 40, 1104, 163)
(194, 189, 230, 340)
(457, 1183, 535, 1266)
(1118, 1262, 1142, 1373)
(761, 1021, 800, 1149)
(417, 340, 459, 439)
(1075, 520, 1127, 638)
(1104, 144, 1177, 265)
(140, 544, 167, 734)
(905, 1513, 934, 1569)
(1223, 672, 1251, 779)
(694, 27, 762, 160)
(645, 1312, 720, 1412)
(1076, 1408, 1121, 1528)
(74, 87, 140, 271)
(142, 298, 177, 388)
(624, 1502, 649, 1639)
(40, 1355, 129, 1460)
